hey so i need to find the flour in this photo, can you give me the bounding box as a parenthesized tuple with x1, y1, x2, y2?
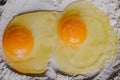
(0, 0, 120, 80)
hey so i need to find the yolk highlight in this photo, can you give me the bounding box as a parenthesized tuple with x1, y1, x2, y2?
(3, 27, 33, 57)
(59, 16, 87, 45)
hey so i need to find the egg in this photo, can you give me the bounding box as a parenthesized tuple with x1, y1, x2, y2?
(2, 11, 59, 74)
(53, 1, 118, 74)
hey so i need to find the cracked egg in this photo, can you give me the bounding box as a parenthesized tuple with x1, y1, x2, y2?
(2, 12, 59, 74)
(53, 1, 118, 74)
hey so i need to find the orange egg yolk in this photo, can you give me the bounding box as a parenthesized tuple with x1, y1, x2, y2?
(3, 27, 33, 57)
(58, 16, 87, 45)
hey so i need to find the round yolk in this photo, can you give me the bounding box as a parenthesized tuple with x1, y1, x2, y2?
(58, 16, 87, 45)
(3, 27, 33, 57)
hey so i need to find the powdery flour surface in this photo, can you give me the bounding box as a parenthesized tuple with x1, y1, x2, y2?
(0, 0, 120, 80)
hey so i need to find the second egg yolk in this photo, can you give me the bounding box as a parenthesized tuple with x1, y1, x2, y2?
(3, 27, 33, 57)
(58, 16, 87, 45)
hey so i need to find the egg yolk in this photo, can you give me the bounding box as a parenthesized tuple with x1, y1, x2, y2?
(58, 16, 87, 45)
(3, 27, 33, 57)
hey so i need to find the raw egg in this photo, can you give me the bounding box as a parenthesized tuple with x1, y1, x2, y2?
(2, 12, 59, 74)
(53, 1, 118, 74)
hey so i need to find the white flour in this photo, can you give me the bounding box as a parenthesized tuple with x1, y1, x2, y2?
(0, 0, 120, 80)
